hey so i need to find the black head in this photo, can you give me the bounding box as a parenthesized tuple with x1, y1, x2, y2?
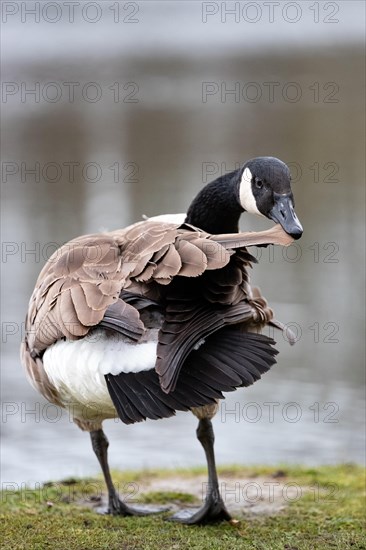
(238, 156, 303, 239)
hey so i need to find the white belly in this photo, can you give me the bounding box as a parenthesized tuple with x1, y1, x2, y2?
(43, 329, 157, 420)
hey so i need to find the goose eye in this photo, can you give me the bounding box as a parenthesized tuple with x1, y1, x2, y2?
(255, 179, 263, 189)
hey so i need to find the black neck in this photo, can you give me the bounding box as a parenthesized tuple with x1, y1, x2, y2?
(185, 170, 243, 234)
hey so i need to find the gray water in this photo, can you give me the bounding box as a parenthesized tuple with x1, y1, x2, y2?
(1, 2, 365, 486)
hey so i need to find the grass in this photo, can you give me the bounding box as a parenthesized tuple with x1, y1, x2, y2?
(1, 464, 365, 550)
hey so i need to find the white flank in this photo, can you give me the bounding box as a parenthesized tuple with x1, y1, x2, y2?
(239, 168, 264, 216)
(147, 212, 186, 224)
(43, 330, 157, 417)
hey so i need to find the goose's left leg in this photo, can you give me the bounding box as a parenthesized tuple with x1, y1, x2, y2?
(90, 428, 168, 516)
(169, 404, 232, 524)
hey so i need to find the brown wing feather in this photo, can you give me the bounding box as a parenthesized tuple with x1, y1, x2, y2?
(211, 224, 294, 248)
(152, 245, 182, 280)
(24, 223, 179, 352)
(22, 219, 293, 403)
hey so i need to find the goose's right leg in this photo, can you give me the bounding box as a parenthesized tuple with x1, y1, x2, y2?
(168, 404, 232, 524)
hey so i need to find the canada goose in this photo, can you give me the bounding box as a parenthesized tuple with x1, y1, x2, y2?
(21, 156, 303, 524)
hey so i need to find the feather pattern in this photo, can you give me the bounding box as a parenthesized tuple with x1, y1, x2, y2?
(21, 221, 294, 414)
(106, 328, 277, 424)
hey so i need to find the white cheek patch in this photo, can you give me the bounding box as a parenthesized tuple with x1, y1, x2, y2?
(239, 168, 264, 217)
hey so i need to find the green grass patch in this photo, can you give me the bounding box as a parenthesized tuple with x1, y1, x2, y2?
(1, 464, 365, 550)
(139, 491, 197, 505)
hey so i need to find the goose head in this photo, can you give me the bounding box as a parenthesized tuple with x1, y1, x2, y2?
(238, 156, 303, 240)
(186, 156, 303, 238)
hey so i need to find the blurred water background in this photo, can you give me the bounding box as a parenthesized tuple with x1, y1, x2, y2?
(1, 1, 365, 485)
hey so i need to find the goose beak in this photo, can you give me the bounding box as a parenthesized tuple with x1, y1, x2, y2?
(269, 193, 303, 240)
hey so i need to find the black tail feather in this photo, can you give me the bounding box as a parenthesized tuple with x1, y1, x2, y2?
(105, 328, 277, 425)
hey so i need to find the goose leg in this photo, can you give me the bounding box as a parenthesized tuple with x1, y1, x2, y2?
(90, 429, 168, 516)
(169, 417, 232, 524)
